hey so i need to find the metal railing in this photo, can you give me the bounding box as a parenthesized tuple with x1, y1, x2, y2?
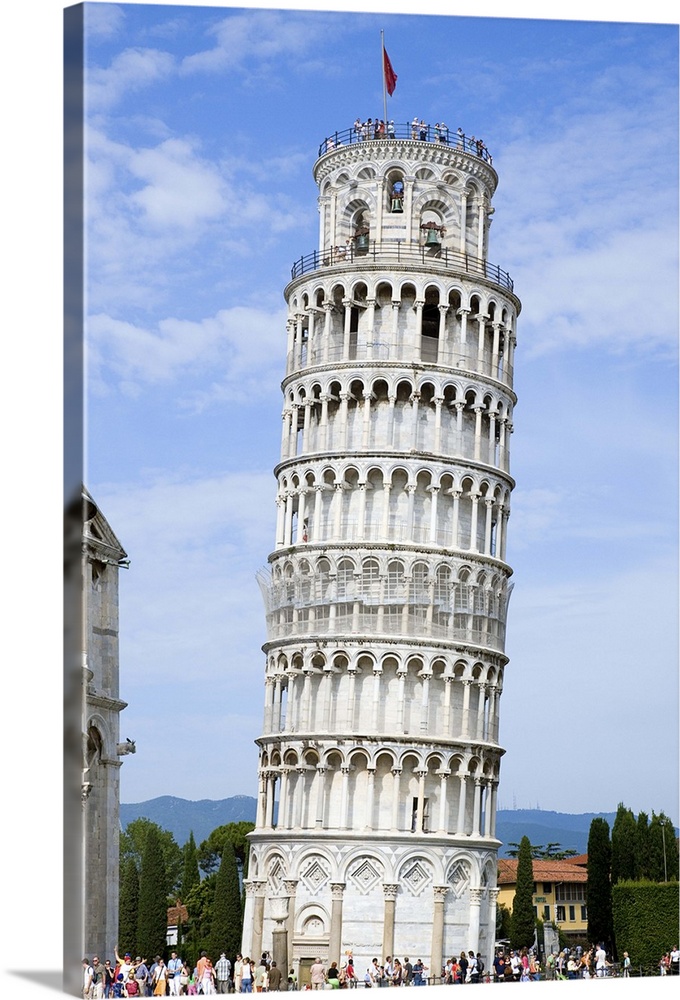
(290, 241, 514, 293)
(318, 123, 493, 163)
(264, 609, 506, 650)
(286, 339, 514, 384)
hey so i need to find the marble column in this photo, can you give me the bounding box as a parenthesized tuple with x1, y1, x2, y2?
(329, 883, 346, 965)
(430, 886, 449, 982)
(382, 884, 399, 964)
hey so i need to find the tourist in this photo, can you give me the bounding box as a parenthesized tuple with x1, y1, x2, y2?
(402, 959, 412, 987)
(670, 946, 680, 975)
(595, 943, 607, 977)
(234, 956, 244, 994)
(133, 957, 149, 995)
(167, 953, 183, 996)
(202, 958, 217, 995)
(492, 952, 504, 983)
(411, 117, 419, 139)
(391, 959, 402, 987)
(419, 120, 427, 141)
(310, 959, 326, 990)
(327, 962, 341, 989)
(387, 121, 395, 139)
(115, 951, 135, 985)
(151, 957, 169, 996)
(104, 960, 116, 998)
(622, 952, 631, 978)
(241, 958, 254, 993)
(90, 957, 105, 999)
(83, 959, 95, 1000)
(254, 959, 267, 993)
(458, 951, 468, 984)
(215, 954, 232, 994)
(179, 963, 191, 995)
(412, 960, 426, 986)
(268, 961, 283, 992)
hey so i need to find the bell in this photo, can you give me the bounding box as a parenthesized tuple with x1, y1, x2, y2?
(355, 233, 369, 250)
(391, 198, 403, 213)
(425, 227, 441, 246)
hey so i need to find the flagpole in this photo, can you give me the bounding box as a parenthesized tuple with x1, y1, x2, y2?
(381, 29, 387, 125)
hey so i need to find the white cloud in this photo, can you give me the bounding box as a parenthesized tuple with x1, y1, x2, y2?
(492, 95, 678, 359)
(87, 46, 175, 111)
(85, 125, 308, 313)
(128, 137, 228, 229)
(84, 2, 126, 41)
(88, 305, 287, 404)
(180, 9, 334, 78)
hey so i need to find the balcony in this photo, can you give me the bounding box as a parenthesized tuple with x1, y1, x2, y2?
(317, 123, 493, 163)
(290, 241, 514, 294)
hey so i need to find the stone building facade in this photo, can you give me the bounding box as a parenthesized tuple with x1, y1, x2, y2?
(81, 489, 133, 962)
(242, 122, 520, 983)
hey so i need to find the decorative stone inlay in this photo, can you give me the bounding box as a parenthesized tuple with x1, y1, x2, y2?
(348, 857, 384, 894)
(268, 857, 285, 892)
(300, 855, 331, 894)
(399, 858, 433, 896)
(447, 859, 471, 897)
(302, 914, 326, 936)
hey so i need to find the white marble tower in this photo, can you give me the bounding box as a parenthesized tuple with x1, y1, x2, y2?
(242, 121, 520, 983)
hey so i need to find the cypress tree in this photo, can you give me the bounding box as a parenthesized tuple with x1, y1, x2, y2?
(210, 840, 242, 963)
(119, 856, 140, 956)
(137, 824, 169, 961)
(648, 812, 679, 883)
(511, 835, 535, 949)
(634, 811, 650, 879)
(182, 831, 201, 899)
(611, 803, 636, 884)
(586, 817, 613, 952)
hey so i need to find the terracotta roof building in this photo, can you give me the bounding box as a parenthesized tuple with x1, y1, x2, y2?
(497, 858, 588, 944)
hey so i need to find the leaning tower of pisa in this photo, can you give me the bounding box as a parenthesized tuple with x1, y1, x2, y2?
(242, 121, 520, 984)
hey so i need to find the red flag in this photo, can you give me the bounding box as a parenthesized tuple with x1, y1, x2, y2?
(383, 46, 397, 96)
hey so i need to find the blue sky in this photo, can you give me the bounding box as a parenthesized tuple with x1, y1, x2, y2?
(80, 3, 679, 819)
(1, 0, 676, 991)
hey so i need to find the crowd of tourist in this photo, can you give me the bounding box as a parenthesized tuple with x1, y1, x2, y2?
(82, 942, 680, 995)
(81, 949, 234, 998)
(323, 118, 491, 162)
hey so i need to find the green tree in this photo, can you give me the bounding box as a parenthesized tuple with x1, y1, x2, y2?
(119, 856, 140, 956)
(611, 803, 636, 884)
(586, 817, 613, 952)
(198, 822, 255, 875)
(496, 903, 512, 942)
(121, 817, 183, 895)
(184, 873, 217, 964)
(510, 835, 535, 949)
(136, 824, 169, 961)
(634, 811, 650, 880)
(505, 841, 577, 860)
(648, 812, 679, 883)
(209, 840, 242, 963)
(181, 831, 201, 899)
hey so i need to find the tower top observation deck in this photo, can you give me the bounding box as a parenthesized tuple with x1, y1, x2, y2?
(317, 120, 494, 164)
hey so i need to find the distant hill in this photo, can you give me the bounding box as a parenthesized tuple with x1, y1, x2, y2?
(120, 795, 258, 846)
(120, 797, 622, 856)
